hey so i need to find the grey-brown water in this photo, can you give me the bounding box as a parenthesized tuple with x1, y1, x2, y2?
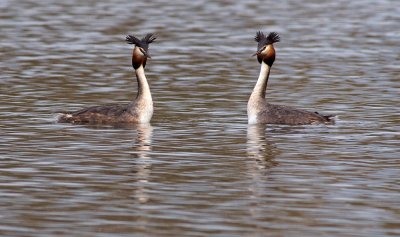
(1, 0, 399, 236)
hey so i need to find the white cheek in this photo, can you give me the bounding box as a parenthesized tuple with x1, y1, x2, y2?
(134, 47, 145, 56)
(261, 45, 271, 54)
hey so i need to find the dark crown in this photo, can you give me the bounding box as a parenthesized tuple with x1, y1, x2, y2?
(255, 31, 280, 50)
(126, 33, 156, 50)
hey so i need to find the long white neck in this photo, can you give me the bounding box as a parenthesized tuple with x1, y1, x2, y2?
(251, 62, 270, 99)
(135, 65, 152, 100)
(129, 65, 153, 123)
(247, 62, 271, 124)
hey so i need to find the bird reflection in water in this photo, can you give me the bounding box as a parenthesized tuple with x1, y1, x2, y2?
(246, 124, 279, 219)
(246, 124, 279, 170)
(131, 124, 153, 204)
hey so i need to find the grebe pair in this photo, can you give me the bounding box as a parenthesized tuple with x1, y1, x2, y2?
(58, 32, 334, 125)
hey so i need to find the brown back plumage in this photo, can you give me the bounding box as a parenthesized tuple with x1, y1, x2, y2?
(259, 103, 335, 125)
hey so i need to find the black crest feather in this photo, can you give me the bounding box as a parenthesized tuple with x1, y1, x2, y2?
(126, 33, 156, 51)
(142, 33, 156, 44)
(255, 31, 280, 50)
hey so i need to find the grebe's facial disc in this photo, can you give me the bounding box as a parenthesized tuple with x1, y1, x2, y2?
(253, 31, 280, 65)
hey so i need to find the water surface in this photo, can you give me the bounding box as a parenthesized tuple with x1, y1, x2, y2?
(1, 0, 399, 236)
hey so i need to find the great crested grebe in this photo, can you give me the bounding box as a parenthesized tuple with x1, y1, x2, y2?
(58, 33, 156, 124)
(247, 31, 334, 125)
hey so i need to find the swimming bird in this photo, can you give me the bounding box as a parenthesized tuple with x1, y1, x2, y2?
(247, 31, 334, 125)
(58, 33, 156, 124)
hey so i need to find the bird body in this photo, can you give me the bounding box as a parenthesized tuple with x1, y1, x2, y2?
(248, 31, 334, 125)
(58, 33, 156, 124)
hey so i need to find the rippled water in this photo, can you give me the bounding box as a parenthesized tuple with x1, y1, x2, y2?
(1, 0, 399, 236)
